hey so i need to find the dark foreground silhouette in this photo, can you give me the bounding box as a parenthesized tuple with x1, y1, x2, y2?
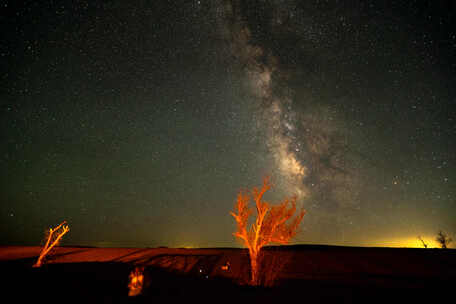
(1, 245, 454, 303)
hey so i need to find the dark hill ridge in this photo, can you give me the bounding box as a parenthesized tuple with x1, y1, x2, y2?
(1, 245, 454, 303)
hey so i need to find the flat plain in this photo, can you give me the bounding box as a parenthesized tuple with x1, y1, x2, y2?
(1, 245, 454, 303)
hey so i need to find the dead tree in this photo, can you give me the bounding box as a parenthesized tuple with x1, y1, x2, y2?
(436, 230, 452, 249)
(417, 235, 428, 248)
(231, 177, 306, 285)
(33, 221, 70, 267)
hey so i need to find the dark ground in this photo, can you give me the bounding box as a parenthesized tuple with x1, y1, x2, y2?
(1, 245, 454, 303)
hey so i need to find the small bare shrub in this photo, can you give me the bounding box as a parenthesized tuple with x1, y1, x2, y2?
(436, 230, 452, 249)
(33, 221, 69, 268)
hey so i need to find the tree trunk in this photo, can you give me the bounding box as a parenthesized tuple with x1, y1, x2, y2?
(250, 250, 259, 285)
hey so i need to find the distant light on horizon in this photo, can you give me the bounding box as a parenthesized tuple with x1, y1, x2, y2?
(364, 235, 444, 249)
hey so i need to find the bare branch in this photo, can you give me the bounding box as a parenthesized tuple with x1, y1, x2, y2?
(33, 221, 70, 267)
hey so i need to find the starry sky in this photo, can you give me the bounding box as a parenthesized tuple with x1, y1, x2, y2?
(1, 1, 455, 249)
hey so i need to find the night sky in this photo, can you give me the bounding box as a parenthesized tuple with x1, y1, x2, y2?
(1, 1, 455, 249)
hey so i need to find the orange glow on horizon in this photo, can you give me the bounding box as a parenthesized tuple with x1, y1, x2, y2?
(363, 235, 442, 249)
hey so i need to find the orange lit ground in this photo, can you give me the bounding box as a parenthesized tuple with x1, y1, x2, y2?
(1, 245, 454, 303)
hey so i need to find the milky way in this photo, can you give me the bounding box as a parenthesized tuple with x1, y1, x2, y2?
(211, 0, 455, 245)
(216, 1, 363, 214)
(1, 1, 455, 248)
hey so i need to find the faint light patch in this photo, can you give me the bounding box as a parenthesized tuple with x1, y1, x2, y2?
(277, 138, 306, 178)
(248, 67, 272, 98)
(95, 241, 117, 247)
(366, 236, 442, 248)
(284, 121, 294, 131)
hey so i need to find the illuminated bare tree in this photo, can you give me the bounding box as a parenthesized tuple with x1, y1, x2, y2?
(436, 230, 452, 249)
(33, 221, 70, 267)
(231, 177, 306, 285)
(128, 266, 145, 297)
